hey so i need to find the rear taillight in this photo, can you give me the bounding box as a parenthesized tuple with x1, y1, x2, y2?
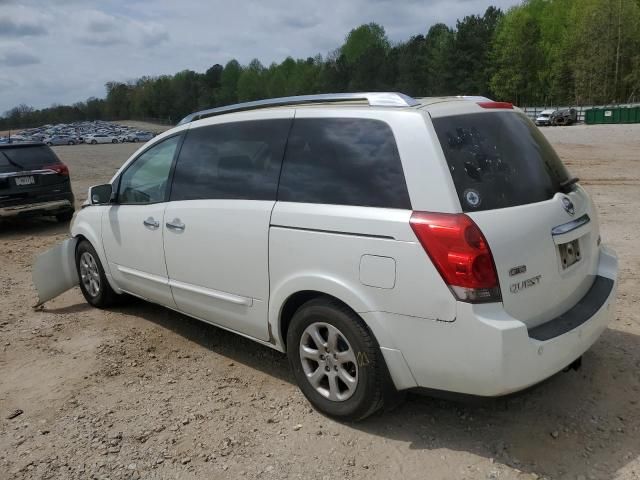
(49, 163, 69, 176)
(410, 212, 501, 303)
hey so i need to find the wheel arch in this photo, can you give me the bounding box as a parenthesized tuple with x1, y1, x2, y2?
(270, 278, 378, 353)
(71, 209, 122, 294)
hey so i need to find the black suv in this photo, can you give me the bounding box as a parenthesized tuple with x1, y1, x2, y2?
(0, 143, 75, 221)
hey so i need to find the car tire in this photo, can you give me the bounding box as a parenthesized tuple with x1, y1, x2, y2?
(68, 141, 74, 145)
(287, 297, 385, 421)
(55, 210, 74, 222)
(46, 142, 52, 146)
(91, 140, 97, 145)
(133, 138, 139, 143)
(112, 139, 118, 144)
(75, 239, 118, 308)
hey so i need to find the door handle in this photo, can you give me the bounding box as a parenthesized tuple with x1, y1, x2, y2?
(143, 217, 159, 228)
(166, 218, 185, 231)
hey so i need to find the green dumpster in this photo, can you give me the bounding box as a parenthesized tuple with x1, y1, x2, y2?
(585, 106, 640, 124)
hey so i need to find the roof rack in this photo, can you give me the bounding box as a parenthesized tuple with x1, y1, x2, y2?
(177, 92, 420, 125)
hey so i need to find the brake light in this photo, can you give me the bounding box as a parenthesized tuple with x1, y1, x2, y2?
(477, 101, 513, 109)
(49, 163, 69, 176)
(410, 212, 501, 303)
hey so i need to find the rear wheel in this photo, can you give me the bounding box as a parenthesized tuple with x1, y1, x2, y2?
(287, 297, 385, 421)
(75, 240, 118, 308)
(112, 139, 118, 143)
(67, 141, 74, 145)
(91, 140, 97, 145)
(133, 138, 139, 143)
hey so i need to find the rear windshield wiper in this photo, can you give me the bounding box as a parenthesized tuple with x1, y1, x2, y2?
(0, 151, 24, 171)
(559, 176, 579, 193)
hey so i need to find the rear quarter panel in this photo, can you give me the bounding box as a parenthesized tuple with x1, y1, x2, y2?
(268, 203, 457, 349)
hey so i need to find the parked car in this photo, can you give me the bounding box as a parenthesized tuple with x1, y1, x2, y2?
(550, 108, 578, 126)
(535, 109, 556, 126)
(35, 93, 617, 420)
(0, 142, 75, 221)
(86, 134, 118, 144)
(44, 135, 77, 146)
(126, 131, 154, 143)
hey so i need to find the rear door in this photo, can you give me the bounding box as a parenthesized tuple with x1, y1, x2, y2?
(431, 109, 598, 327)
(163, 111, 292, 340)
(101, 135, 181, 307)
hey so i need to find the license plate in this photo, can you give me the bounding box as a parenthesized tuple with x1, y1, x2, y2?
(559, 238, 581, 269)
(15, 175, 35, 186)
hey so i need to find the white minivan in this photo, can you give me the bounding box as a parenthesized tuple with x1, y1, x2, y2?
(37, 93, 617, 420)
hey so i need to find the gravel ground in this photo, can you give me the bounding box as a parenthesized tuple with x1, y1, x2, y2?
(0, 123, 639, 480)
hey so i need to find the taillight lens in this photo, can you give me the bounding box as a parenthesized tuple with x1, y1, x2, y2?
(49, 163, 69, 176)
(410, 212, 501, 303)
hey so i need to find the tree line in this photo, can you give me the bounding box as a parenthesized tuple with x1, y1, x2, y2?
(2, 0, 640, 130)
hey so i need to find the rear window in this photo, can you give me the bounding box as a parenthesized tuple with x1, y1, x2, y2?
(0, 145, 59, 173)
(432, 112, 570, 212)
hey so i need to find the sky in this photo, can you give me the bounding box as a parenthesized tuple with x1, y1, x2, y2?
(0, 0, 521, 113)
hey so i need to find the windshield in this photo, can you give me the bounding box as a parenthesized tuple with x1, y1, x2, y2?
(432, 111, 570, 212)
(0, 145, 59, 173)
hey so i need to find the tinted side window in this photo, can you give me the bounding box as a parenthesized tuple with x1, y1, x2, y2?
(278, 118, 410, 209)
(118, 135, 180, 204)
(170, 119, 290, 201)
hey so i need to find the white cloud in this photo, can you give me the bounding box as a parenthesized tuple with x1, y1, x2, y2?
(0, 4, 50, 37)
(0, 0, 520, 112)
(0, 41, 40, 66)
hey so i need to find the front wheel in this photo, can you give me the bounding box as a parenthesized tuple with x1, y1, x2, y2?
(287, 297, 385, 421)
(112, 138, 118, 143)
(91, 140, 97, 145)
(75, 240, 118, 308)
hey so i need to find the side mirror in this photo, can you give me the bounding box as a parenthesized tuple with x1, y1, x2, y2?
(89, 184, 113, 205)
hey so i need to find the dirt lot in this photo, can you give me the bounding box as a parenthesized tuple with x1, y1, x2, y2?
(1, 124, 639, 480)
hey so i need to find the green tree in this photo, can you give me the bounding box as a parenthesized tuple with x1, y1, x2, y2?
(219, 59, 242, 105)
(453, 7, 503, 96)
(424, 23, 455, 95)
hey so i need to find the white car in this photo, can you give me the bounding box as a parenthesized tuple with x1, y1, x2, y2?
(33, 93, 618, 420)
(535, 109, 556, 126)
(85, 134, 118, 144)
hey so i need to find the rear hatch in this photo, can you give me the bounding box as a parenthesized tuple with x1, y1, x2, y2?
(0, 144, 70, 203)
(431, 109, 599, 328)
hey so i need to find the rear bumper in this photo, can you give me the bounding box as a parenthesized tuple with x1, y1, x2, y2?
(0, 196, 74, 217)
(365, 245, 618, 395)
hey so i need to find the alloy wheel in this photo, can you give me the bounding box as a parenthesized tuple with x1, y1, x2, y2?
(79, 251, 101, 297)
(299, 322, 358, 401)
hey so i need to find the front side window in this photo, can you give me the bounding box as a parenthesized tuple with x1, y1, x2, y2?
(277, 118, 411, 209)
(170, 119, 290, 201)
(118, 135, 180, 204)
